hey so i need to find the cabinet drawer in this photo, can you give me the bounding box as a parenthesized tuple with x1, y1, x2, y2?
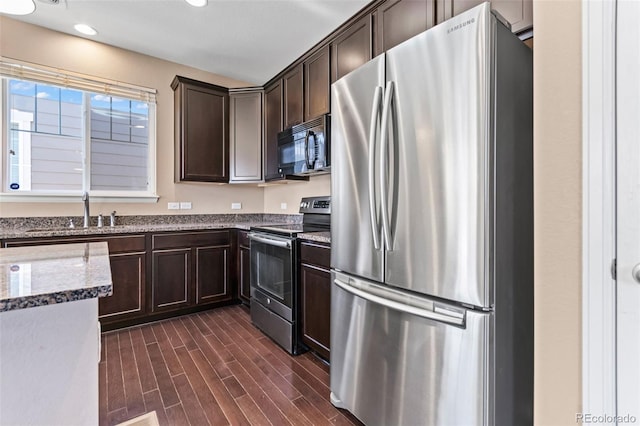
(300, 242, 331, 269)
(238, 230, 250, 248)
(152, 230, 230, 250)
(3, 235, 146, 255)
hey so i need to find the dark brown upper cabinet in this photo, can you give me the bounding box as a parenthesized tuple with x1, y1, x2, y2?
(229, 89, 263, 183)
(172, 76, 229, 183)
(283, 64, 304, 129)
(304, 46, 330, 121)
(264, 80, 284, 181)
(374, 0, 435, 56)
(436, 0, 532, 34)
(331, 15, 373, 83)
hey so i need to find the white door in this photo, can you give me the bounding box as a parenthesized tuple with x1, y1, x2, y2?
(617, 0, 640, 419)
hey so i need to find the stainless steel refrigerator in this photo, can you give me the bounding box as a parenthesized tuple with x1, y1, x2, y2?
(329, 3, 533, 425)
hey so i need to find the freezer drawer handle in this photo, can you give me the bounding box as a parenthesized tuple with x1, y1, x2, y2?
(249, 233, 292, 249)
(368, 85, 384, 250)
(334, 278, 465, 327)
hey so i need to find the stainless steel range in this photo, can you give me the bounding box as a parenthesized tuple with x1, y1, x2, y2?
(249, 196, 330, 354)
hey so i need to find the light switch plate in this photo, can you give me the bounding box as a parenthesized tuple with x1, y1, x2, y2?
(280, 203, 287, 210)
(180, 202, 192, 210)
(168, 202, 180, 210)
(231, 203, 242, 210)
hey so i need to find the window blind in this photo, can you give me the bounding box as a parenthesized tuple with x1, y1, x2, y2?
(0, 57, 157, 103)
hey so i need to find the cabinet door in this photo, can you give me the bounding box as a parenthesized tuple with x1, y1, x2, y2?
(331, 15, 373, 82)
(152, 249, 191, 312)
(99, 252, 146, 321)
(300, 264, 331, 360)
(304, 46, 330, 121)
(374, 0, 435, 55)
(437, 0, 532, 33)
(264, 80, 284, 181)
(173, 76, 229, 182)
(283, 64, 304, 128)
(229, 91, 263, 182)
(195, 246, 231, 304)
(239, 246, 251, 304)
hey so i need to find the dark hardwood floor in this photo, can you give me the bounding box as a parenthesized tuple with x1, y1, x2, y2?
(100, 305, 359, 426)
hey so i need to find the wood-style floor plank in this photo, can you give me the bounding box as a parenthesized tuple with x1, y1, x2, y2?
(174, 346, 229, 426)
(146, 342, 180, 408)
(130, 327, 158, 393)
(165, 403, 190, 426)
(225, 360, 293, 426)
(118, 330, 146, 418)
(151, 323, 184, 377)
(105, 332, 126, 413)
(100, 305, 359, 426)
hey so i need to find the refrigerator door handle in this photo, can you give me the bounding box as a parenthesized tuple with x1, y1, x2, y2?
(379, 81, 395, 251)
(334, 277, 465, 327)
(368, 85, 384, 250)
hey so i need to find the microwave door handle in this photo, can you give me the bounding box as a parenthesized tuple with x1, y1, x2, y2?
(305, 130, 316, 169)
(304, 130, 311, 170)
(368, 86, 383, 250)
(380, 81, 394, 252)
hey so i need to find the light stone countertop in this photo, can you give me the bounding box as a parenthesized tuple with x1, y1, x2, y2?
(298, 231, 331, 244)
(0, 214, 301, 240)
(0, 242, 113, 312)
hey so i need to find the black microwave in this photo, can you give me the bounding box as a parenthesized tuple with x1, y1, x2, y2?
(277, 114, 330, 177)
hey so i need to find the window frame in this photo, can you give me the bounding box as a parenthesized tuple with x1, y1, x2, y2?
(0, 71, 158, 203)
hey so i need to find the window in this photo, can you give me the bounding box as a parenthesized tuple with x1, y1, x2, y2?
(1, 59, 157, 200)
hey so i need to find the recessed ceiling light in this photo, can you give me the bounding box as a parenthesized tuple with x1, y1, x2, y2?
(0, 0, 36, 15)
(74, 24, 97, 36)
(185, 0, 207, 7)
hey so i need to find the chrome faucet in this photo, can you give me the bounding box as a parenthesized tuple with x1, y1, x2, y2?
(82, 191, 90, 228)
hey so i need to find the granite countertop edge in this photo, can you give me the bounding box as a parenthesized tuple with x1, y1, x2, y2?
(297, 231, 331, 244)
(0, 285, 113, 313)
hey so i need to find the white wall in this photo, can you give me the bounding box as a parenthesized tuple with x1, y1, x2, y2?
(262, 174, 331, 214)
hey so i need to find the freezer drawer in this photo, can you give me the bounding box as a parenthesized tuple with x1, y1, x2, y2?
(330, 271, 493, 426)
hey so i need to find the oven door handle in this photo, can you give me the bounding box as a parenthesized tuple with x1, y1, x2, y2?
(249, 233, 292, 249)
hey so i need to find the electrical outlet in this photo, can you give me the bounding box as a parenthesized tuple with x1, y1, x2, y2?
(231, 203, 242, 210)
(180, 202, 192, 210)
(168, 202, 180, 210)
(280, 202, 287, 210)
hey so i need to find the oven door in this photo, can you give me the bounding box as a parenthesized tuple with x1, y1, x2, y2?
(249, 232, 295, 319)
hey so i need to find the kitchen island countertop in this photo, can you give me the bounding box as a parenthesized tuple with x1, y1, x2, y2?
(0, 242, 112, 312)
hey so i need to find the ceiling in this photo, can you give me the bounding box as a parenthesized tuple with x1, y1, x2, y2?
(8, 0, 370, 85)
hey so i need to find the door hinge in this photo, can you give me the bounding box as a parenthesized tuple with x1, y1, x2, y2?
(611, 258, 617, 280)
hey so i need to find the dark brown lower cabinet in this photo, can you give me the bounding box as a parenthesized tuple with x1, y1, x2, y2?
(151, 230, 233, 313)
(299, 241, 331, 360)
(237, 230, 251, 305)
(151, 249, 191, 312)
(99, 252, 146, 322)
(239, 246, 251, 304)
(196, 246, 230, 304)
